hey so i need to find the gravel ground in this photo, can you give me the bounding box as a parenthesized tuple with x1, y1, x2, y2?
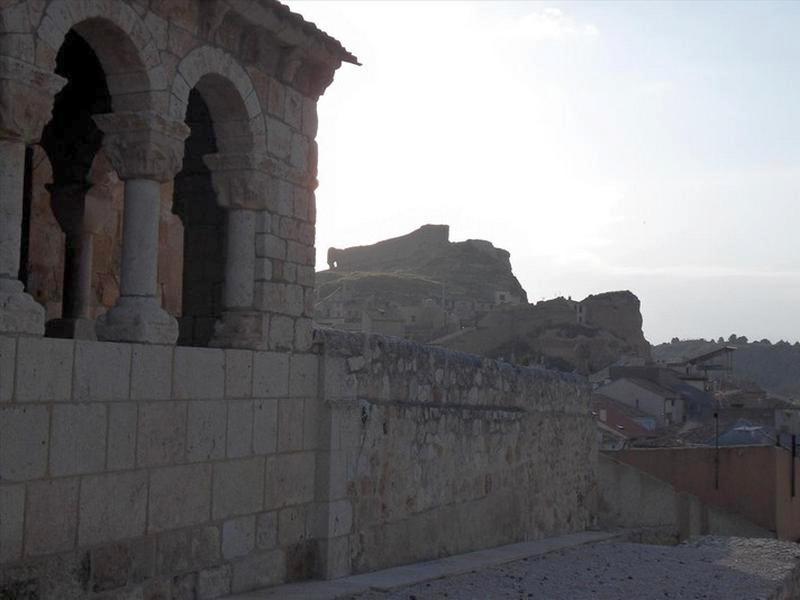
(351, 537, 800, 600)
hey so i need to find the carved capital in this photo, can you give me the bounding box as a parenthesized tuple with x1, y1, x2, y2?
(203, 153, 273, 210)
(93, 112, 190, 182)
(0, 56, 66, 143)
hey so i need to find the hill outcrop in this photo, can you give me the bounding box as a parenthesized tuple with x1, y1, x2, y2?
(316, 225, 651, 374)
(436, 291, 652, 374)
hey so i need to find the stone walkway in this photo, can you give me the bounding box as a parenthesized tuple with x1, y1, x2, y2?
(227, 534, 800, 600)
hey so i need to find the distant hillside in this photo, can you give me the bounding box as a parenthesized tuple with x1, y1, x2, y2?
(653, 337, 800, 400)
(319, 224, 527, 306)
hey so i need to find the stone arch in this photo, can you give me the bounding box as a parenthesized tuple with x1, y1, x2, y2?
(170, 46, 265, 155)
(36, 0, 165, 112)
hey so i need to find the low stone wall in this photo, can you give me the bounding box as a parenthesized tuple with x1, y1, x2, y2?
(0, 330, 597, 598)
(315, 329, 596, 575)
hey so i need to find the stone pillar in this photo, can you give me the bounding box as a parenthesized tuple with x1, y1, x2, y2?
(204, 153, 268, 349)
(93, 112, 189, 344)
(46, 183, 96, 339)
(0, 58, 65, 335)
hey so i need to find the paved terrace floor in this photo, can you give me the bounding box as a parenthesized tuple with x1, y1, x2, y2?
(226, 532, 800, 599)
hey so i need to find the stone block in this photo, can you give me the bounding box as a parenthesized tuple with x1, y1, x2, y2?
(108, 402, 138, 470)
(137, 401, 186, 467)
(186, 400, 227, 462)
(326, 500, 354, 538)
(259, 282, 304, 317)
(256, 234, 285, 259)
(265, 115, 291, 159)
(227, 400, 254, 458)
(255, 258, 272, 282)
(90, 538, 155, 593)
(278, 506, 306, 547)
(268, 315, 294, 351)
(294, 318, 313, 352)
(131, 344, 173, 400)
(25, 478, 79, 556)
(303, 397, 320, 451)
(264, 452, 315, 509)
(0, 405, 48, 481)
(0, 484, 24, 562)
(256, 511, 277, 550)
(289, 133, 309, 171)
(252, 352, 289, 397)
(253, 399, 278, 455)
(156, 526, 220, 576)
(230, 550, 285, 593)
(296, 265, 314, 287)
(197, 565, 231, 600)
(317, 536, 350, 580)
(225, 349, 253, 398)
(301, 98, 317, 138)
(212, 457, 265, 519)
(0, 337, 15, 402)
(79, 471, 148, 546)
(255, 210, 271, 234)
(15, 337, 73, 401)
(277, 399, 304, 453)
(284, 89, 303, 129)
(74, 341, 131, 401)
(174, 347, 224, 400)
(289, 354, 318, 399)
(148, 463, 212, 533)
(222, 515, 255, 559)
(50, 403, 107, 476)
(286, 241, 314, 266)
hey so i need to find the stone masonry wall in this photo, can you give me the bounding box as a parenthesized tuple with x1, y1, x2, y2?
(0, 333, 319, 599)
(0, 330, 598, 598)
(315, 329, 597, 576)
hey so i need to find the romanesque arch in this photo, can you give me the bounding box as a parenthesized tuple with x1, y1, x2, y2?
(36, 0, 166, 113)
(170, 46, 268, 348)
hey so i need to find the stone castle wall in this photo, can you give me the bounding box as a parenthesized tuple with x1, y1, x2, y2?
(0, 330, 596, 598)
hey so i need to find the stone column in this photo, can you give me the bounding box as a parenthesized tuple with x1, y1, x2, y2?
(0, 58, 65, 335)
(93, 112, 189, 344)
(204, 153, 268, 349)
(46, 183, 96, 339)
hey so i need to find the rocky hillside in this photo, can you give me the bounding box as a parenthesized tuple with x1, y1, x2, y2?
(653, 337, 800, 400)
(436, 291, 652, 374)
(316, 225, 653, 375)
(319, 224, 527, 306)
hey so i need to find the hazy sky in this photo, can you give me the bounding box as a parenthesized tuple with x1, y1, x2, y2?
(288, 1, 800, 345)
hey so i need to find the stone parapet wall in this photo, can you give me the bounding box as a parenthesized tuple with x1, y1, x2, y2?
(0, 330, 598, 598)
(0, 333, 319, 599)
(314, 329, 597, 576)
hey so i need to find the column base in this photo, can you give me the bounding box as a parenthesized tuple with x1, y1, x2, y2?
(0, 279, 45, 335)
(209, 311, 268, 350)
(45, 317, 96, 340)
(96, 296, 178, 344)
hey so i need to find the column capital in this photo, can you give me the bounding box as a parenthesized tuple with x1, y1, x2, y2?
(0, 56, 66, 143)
(93, 111, 190, 182)
(203, 153, 273, 210)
